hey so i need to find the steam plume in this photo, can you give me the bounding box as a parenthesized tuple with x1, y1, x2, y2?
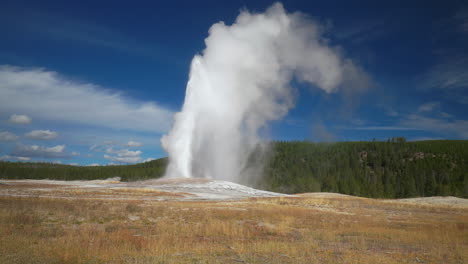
(162, 3, 364, 181)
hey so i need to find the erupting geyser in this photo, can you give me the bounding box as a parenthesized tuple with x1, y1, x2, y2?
(162, 3, 365, 182)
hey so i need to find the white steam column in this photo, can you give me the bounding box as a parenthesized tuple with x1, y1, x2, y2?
(161, 3, 365, 182)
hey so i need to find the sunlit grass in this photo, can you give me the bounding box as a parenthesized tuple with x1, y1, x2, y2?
(0, 191, 466, 263)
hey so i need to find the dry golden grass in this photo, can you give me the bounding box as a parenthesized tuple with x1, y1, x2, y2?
(0, 189, 466, 263)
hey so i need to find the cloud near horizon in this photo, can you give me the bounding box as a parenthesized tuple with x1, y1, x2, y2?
(104, 147, 143, 164)
(349, 102, 468, 139)
(11, 143, 70, 159)
(0, 66, 174, 133)
(0, 155, 31, 161)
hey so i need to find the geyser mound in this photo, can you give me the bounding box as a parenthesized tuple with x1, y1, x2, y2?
(162, 3, 367, 183)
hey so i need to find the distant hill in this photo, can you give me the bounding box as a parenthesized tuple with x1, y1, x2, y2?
(1, 139, 466, 198)
(0, 157, 168, 182)
(258, 139, 467, 198)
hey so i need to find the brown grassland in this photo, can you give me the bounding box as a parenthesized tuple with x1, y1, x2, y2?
(0, 185, 467, 264)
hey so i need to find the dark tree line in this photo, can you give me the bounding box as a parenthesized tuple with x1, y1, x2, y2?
(0, 158, 167, 182)
(257, 139, 467, 198)
(0, 139, 466, 198)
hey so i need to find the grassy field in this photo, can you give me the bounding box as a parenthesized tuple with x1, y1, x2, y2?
(0, 184, 466, 263)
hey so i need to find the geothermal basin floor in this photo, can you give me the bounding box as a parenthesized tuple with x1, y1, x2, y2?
(0, 177, 287, 201)
(1, 177, 467, 207)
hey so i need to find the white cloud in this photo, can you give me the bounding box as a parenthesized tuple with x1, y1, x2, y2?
(0, 131, 18, 141)
(71, 151, 80, 156)
(90, 141, 119, 152)
(0, 155, 31, 161)
(418, 55, 468, 90)
(351, 126, 419, 131)
(104, 154, 141, 164)
(0, 66, 174, 133)
(401, 114, 468, 139)
(416, 102, 454, 118)
(11, 144, 69, 159)
(351, 101, 467, 138)
(24, 129, 58, 140)
(439, 112, 453, 118)
(106, 147, 141, 157)
(86, 163, 100, 166)
(89, 144, 100, 151)
(126, 140, 142, 147)
(8, 114, 32, 124)
(143, 158, 155, 162)
(104, 147, 142, 164)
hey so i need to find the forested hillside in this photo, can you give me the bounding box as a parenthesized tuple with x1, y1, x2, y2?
(1, 139, 466, 198)
(0, 158, 167, 182)
(259, 138, 467, 198)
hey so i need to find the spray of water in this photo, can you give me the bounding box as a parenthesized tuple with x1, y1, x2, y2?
(162, 3, 365, 182)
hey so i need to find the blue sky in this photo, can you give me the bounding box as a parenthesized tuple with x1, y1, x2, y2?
(0, 0, 467, 165)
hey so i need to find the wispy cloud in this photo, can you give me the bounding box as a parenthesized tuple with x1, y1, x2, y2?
(334, 19, 389, 44)
(126, 141, 142, 147)
(400, 114, 468, 139)
(103, 155, 141, 164)
(310, 121, 336, 142)
(25, 130, 58, 140)
(415, 101, 453, 118)
(385, 108, 399, 117)
(348, 119, 467, 138)
(351, 126, 419, 131)
(105, 147, 142, 157)
(0, 66, 174, 133)
(418, 55, 468, 90)
(8, 114, 32, 124)
(418, 8, 468, 92)
(37, 20, 162, 59)
(11, 143, 70, 159)
(406, 102, 467, 138)
(0, 131, 18, 141)
(90, 141, 120, 152)
(349, 102, 468, 139)
(143, 158, 155, 162)
(0, 155, 30, 161)
(417, 102, 440, 112)
(4, 8, 177, 63)
(454, 8, 468, 33)
(104, 147, 143, 164)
